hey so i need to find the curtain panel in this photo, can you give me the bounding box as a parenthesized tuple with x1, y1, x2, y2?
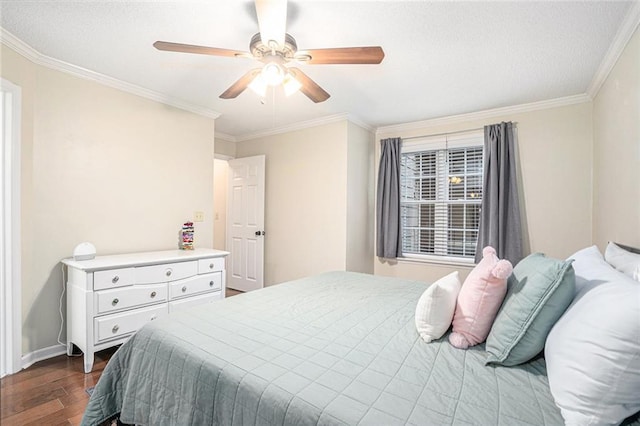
(476, 122, 523, 265)
(376, 137, 402, 258)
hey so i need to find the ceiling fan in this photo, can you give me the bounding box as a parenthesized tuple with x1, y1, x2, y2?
(153, 0, 384, 103)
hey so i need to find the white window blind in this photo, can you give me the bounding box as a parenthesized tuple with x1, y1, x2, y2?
(400, 132, 483, 259)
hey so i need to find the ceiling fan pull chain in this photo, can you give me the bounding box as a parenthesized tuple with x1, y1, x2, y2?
(272, 87, 276, 128)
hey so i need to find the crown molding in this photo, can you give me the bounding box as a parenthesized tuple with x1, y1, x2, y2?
(346, 114, 374, 132)
(0, 28, 221, 119)
(0, 27, 38, 62)
(214, 132, 236, 142)
(587, 1, 640, 98)
(375, 93, 591, 135)
(231, 112, 374, 142)
(234, 113, 348, 142)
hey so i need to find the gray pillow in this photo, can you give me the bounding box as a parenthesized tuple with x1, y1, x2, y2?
(485, 253, 575, 366)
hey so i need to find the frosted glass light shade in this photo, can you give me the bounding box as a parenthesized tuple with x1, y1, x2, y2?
(283, 73, 302, 96)
(248, 74, 268, 97)
(261, 62, 285, 86)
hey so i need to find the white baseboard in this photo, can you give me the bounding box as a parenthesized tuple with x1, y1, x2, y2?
(21, 344, 67, 370)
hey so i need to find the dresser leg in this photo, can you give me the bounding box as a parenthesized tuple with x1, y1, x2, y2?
(83, 352, 94, 374)
(67, 342, 74, 356)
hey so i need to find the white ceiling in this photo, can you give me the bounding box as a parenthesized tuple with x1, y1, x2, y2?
(0, 1, 635, 139)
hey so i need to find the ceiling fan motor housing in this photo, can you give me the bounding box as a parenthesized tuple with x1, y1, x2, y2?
(250, 32, 298, 61)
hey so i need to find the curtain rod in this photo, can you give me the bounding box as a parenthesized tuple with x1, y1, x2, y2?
(400, 122, 517, 141)
(401, 127, 485, 141)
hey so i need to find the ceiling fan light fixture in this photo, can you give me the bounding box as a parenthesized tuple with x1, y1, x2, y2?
(261, 62, 285, 86)
(283, 73, 302, 96)
(248, 74, 268, 97)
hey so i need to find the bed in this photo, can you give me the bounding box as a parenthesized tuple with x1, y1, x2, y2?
(81, 271, 576, 425)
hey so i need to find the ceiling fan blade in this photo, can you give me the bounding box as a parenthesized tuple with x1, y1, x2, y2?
(219, 69, 262, 99)
(298, 46, 385, 64)
(153, 41, 249, 58)
(255, 0, 287, 48)
(288, 67, 330, 103)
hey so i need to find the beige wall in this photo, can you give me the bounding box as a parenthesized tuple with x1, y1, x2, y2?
(236, 121, 349, 285)
(593, 27, 640, 250)
(375, 102, 594, 282)
(346, 122, 375, 273)
(1, 45, 216, 354)
(213, 158, 228, 250)
(214, 137, 236, 158)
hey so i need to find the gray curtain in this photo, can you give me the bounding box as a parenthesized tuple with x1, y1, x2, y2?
(376, 137, 402, 258)
(475, 122, 523, 265)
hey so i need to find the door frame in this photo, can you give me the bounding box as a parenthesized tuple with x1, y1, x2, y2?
(1, 77, 22, 377)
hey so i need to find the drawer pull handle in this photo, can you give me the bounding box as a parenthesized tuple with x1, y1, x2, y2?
(112, 325, 119, 333)
(182, 286, 187, 293)
(209, 263, 214, 269)
(150, 291, 157, 298)
(112, 275, 119, 283)
(112, 298, 119, 306)
(166, 270, 172, 277)
(209, 281, 214, 287)
(150, 315, 157, 321)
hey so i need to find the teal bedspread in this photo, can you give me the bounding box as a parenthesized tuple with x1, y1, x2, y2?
(81, 271, 565, 425)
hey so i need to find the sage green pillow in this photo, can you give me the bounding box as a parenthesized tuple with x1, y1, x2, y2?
(485, 253, 575, 366)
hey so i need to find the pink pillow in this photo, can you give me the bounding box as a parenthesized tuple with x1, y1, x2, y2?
(449, 246, 513, 349)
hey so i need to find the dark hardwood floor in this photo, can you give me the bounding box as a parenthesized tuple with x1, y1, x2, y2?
(0, 288, 243, 425)
(0, 346, 117, 425)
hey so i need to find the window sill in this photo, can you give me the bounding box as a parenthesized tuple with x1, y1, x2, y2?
(397, 254, 476, 268)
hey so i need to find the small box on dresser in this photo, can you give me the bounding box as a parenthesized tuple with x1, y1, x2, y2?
(61, 248, 229, 373)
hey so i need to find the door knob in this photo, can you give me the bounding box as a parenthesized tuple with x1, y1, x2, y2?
(254, 230, 265, 236)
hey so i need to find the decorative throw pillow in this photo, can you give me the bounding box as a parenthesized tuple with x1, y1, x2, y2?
(605, 241, 640, 281)
(545, 246, 640, 425)
(485, 253, 574, 366)
(449, 247, 512, 349)
(415, 271, 462, 343)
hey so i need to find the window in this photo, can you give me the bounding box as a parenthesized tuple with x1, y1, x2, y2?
(400, 132, 483, 260)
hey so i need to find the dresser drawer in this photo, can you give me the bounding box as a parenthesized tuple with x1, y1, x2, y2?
(135, 261, 197, 284)
(169, 291, 222, 313)
(95, 283, 167, 315)
(94, 268, 135, 291)
(197, 257, 225, 274)
(94, 304, 167, 344)
(170, 273, 222, 300)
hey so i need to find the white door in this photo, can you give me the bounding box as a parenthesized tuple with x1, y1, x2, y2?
(226, 155, 265, 292)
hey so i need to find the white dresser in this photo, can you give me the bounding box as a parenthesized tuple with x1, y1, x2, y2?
(62, 248, 229, 373)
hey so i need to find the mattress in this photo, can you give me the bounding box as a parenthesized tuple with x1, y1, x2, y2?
(81, 271, 565, 425)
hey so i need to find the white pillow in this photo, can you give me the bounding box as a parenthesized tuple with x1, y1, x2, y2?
(605, 241, 640, 281)
(545, 246, 640, 425)
(415, 271, 461, 343)
(567, 245, 606, 295)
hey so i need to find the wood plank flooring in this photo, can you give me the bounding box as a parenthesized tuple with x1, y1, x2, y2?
(0, 346, 117, 425)
(0, 288, 243, 425)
